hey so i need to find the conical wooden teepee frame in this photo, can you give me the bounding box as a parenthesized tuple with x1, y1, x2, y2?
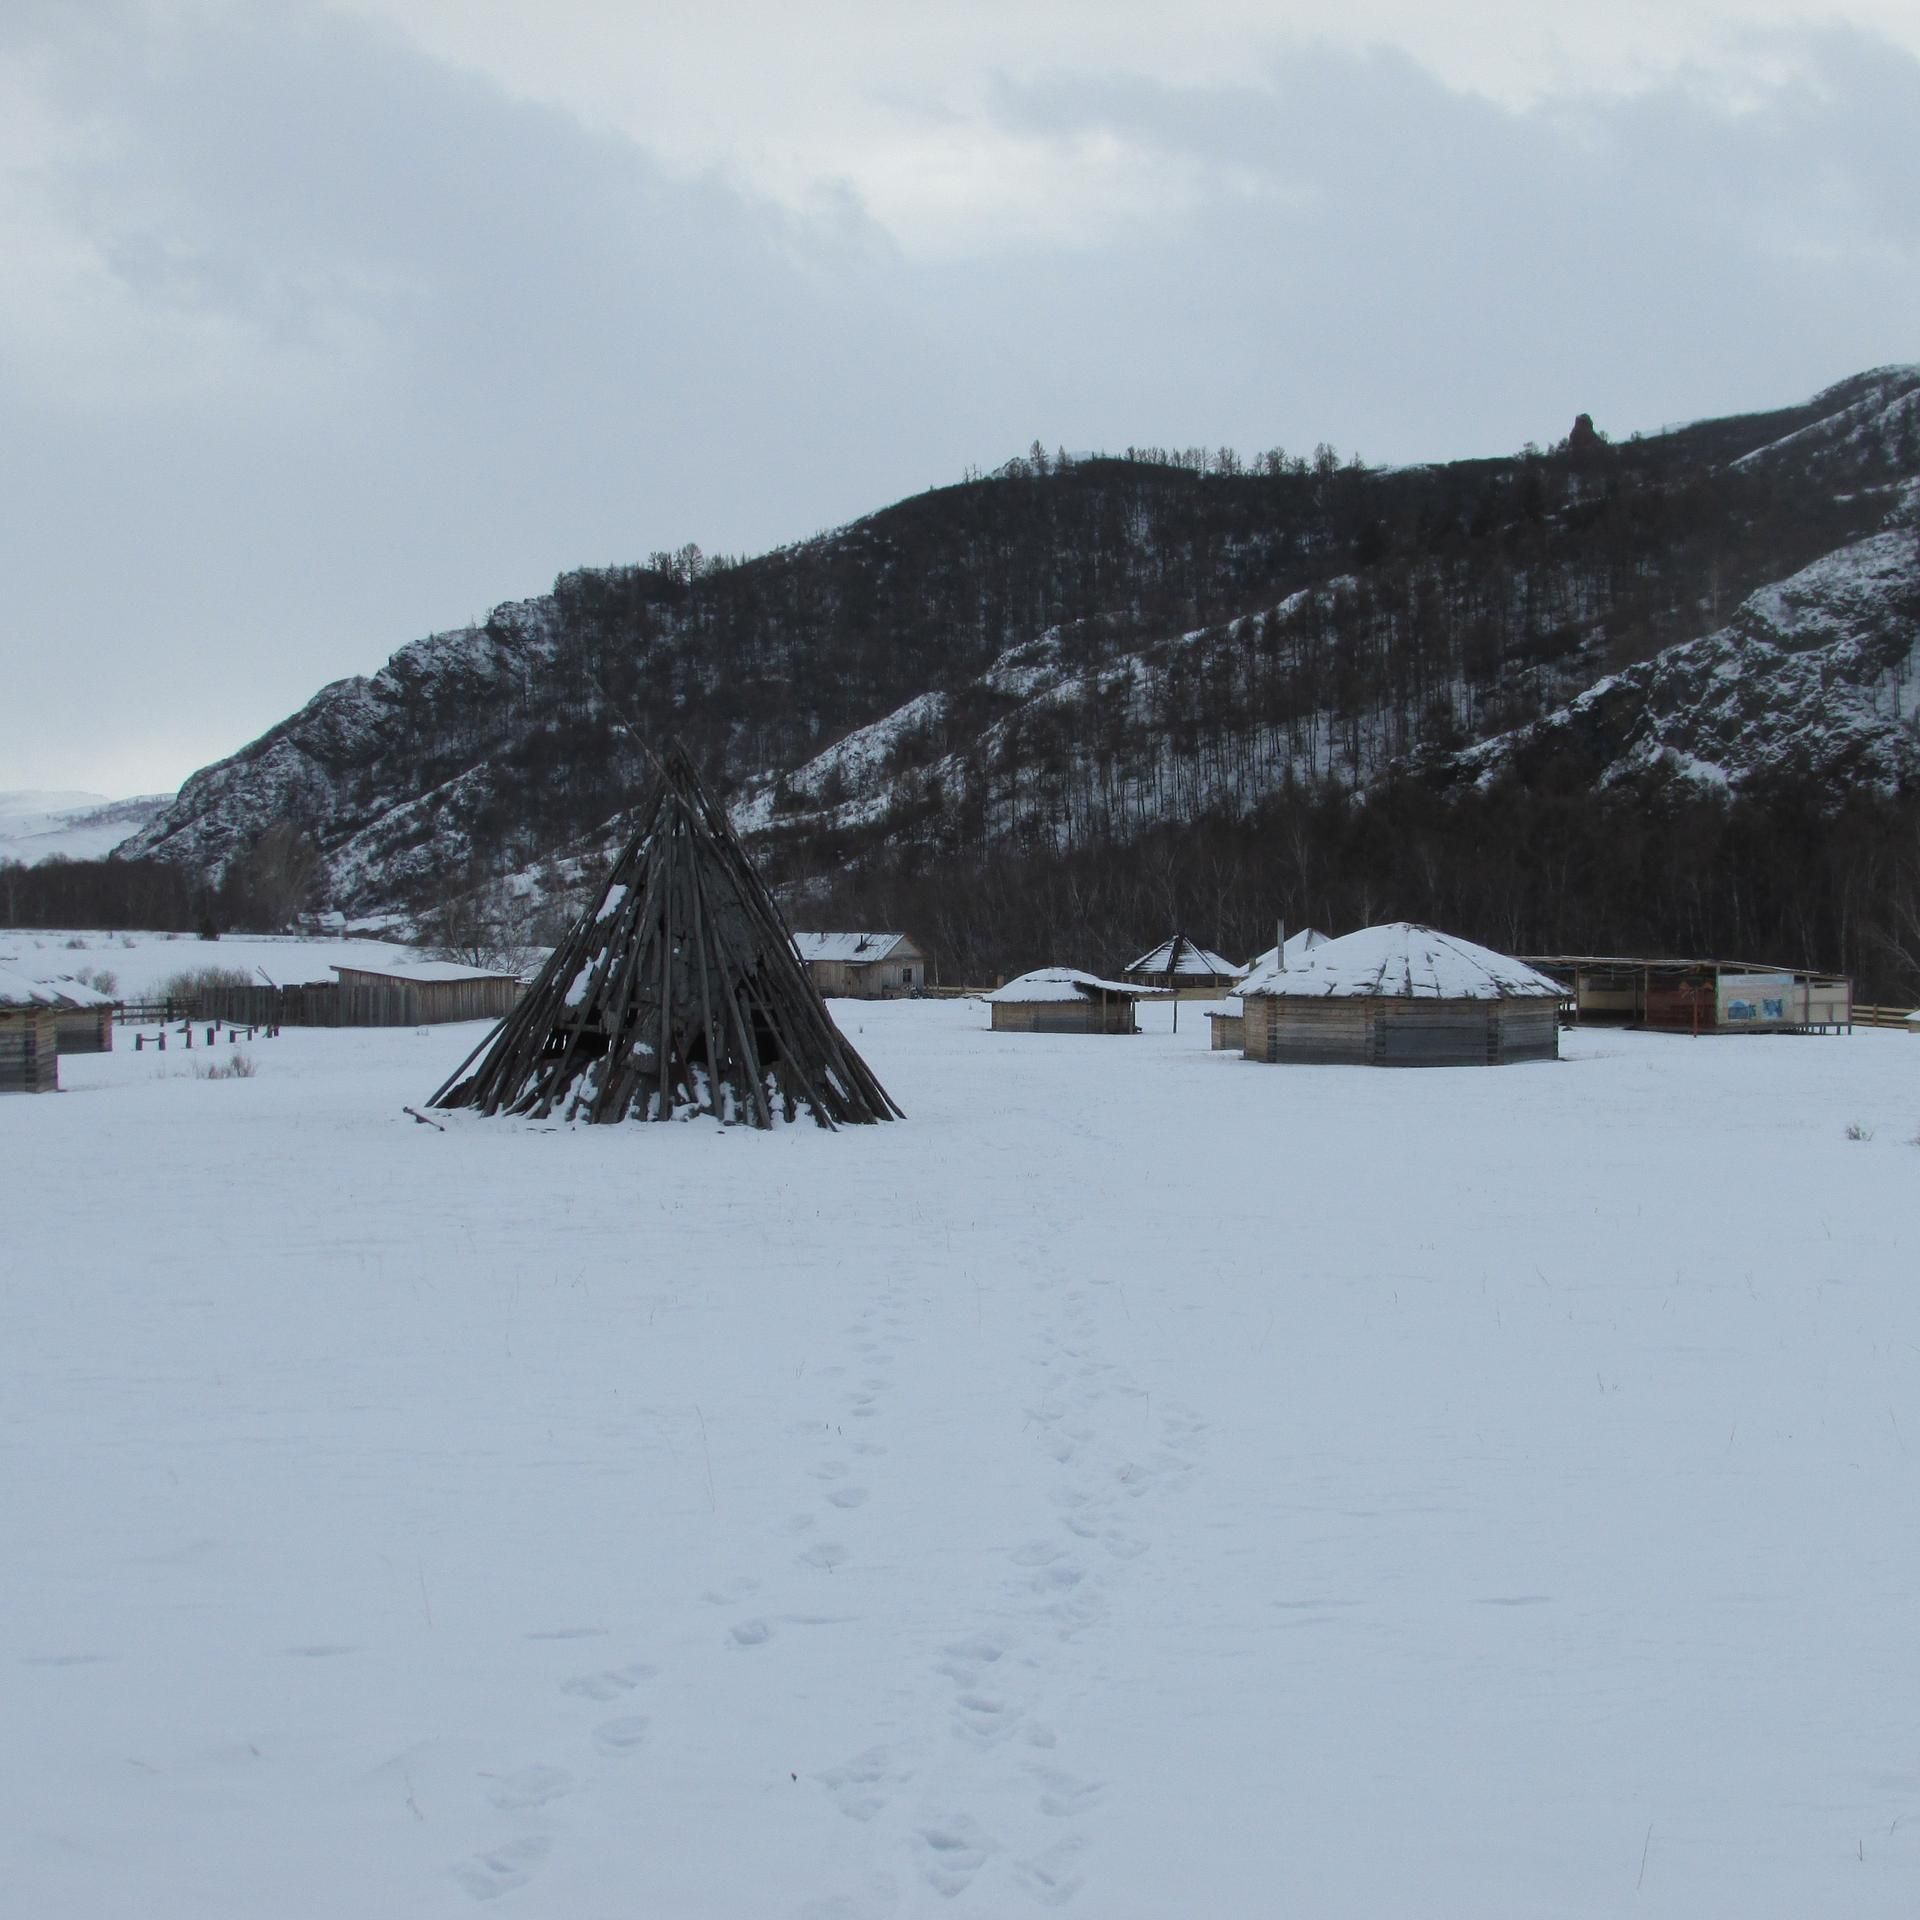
(430, 745, 902, 1129)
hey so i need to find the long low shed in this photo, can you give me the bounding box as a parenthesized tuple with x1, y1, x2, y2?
(1523, 956, 1852, 1033)
(192, 963, 524, 1029)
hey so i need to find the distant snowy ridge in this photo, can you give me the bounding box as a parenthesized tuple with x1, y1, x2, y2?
(0, 791, 176, 866)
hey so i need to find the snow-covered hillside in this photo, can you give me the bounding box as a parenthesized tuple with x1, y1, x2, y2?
(6, 1002, 1919, 1916)
(0, 790, 173, 866)
(1454, 528, 1920, 792)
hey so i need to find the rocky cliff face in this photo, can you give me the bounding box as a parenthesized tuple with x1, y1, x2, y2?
(124, 367, 1920, 922)
(1451, 522, 1920, 794)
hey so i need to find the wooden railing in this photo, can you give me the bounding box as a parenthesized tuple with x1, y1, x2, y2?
(1852, 1004, 1918, 1031)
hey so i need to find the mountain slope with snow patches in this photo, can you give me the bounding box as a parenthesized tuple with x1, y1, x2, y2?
(121, 367, 1920, 919)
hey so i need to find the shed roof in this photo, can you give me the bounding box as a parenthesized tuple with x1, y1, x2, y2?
(36, 974, 118, 1008)
(331, 961, 514, 985)
(987, 967, 1167, 1004)
(791, 931, 916, 964)
(0, 967, 63, 1009)
(1241, 923, 1566, 1001)
(1126, 935, 1243, 978)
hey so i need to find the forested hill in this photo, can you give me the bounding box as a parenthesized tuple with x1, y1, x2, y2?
(115, 364, 1920, 993)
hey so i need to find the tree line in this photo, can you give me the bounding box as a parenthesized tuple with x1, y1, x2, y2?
(793, 762, 1920, 1005)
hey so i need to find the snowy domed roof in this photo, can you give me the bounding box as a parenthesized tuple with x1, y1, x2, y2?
(1239, 923, 1565, 1001)
(987, 967, 1166, 1003)
(36, 974, 117, 1008)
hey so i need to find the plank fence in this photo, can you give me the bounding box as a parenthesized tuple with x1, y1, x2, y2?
(1852, 1004, 1918, 1031)
(118, 978, 521, 1030)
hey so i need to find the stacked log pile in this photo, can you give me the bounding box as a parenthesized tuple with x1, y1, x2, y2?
(432, 745, 901, 1129)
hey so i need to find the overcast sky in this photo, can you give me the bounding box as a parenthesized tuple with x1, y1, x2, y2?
(3, 1, 1917, 798)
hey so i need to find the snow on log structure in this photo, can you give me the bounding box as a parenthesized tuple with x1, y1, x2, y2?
(986, 967, 1164, 1034)
(1238, 922, 1566, 1066)
(0, 969, 62, 1092)
(1124, 934, 1244, 995)
(431, 745, 903, 1128)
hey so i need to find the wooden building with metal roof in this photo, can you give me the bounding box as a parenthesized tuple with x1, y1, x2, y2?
(791, 932, 928, 999)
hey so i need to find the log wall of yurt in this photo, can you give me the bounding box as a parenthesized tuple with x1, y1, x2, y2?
(1244, 996, 1558, 1066)
(0, 1006, 60, 1093)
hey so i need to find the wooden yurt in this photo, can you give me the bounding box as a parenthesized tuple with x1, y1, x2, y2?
(1124, 934, 1243, 995)
(42, 975, 118, 1053)
(987, 968, 1161, 1034)
(0, 969, 62, 1093)
(1238, 923, 1564, 1066)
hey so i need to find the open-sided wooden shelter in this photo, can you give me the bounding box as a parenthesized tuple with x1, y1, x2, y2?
(1239, 923, 1564, 1066)
(1520, 955, 1851, 1034)
(1124, 934, 1243, 995)
(431, 746, 901, 1129)
(0, 969, 61, 1093)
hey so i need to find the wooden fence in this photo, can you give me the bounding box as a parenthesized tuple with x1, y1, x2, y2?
(128, 978, 522, 1030)
(1852, 1004, 1918, 1031)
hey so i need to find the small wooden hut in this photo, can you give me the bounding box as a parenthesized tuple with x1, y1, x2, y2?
(42, 975, 118, 1053)
(0, 969, 62, 1093)
(432, 745, 901, 1129)
(1124, 934, 1243, 996)
(987, 968, 1161, 1034)
(1239, 923, 1564, 1066)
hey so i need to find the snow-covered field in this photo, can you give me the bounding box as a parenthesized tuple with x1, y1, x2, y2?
(0, 929, 444, 997)
(5, 1000, 1919, 1917)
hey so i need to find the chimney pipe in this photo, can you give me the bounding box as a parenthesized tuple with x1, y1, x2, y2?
(1277, 920, 1286, 971)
